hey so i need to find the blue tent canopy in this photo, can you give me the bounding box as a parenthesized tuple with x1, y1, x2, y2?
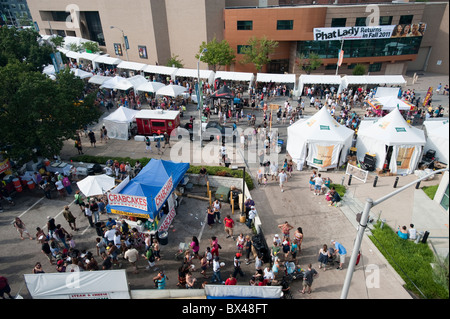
(106, 159, 189, 219)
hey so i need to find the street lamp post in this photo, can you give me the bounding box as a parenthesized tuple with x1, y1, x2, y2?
(110, 25, 129, 61)
(232, 165, 246, 214)
(198, 48, 207, 147)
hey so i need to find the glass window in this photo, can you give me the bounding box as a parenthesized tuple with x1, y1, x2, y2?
(379, 16, 393, 25)
(331, 18, 346, 27)
(399, 15, 413, 25)
(440, 185, 449, 211)
(277, 20, 294, 30)
(369, 63, 382, 72)
(355, 17, 366, 27)
(237, 20, 252, 30)
(325, 64, 337, 70)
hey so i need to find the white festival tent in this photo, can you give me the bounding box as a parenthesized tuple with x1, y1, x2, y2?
(174, 68, 215, 84)
(287, 107, 354, 170)
(155, 84, 188, 97)
(423, 119, 449, 165)
(214, 70, 255, 86)
(356, 108, 426, 175)
(368, 95, 414, 111)
(24, 270, 130, 299)
(70, 68, 94, 79)
(103, 106, 140, 140)
(76, 174, 116, 197)
(88, 75, 113, 86)
(136, 81, 166, 93)
(100, 75, 127, 89)
(341, 75, 406, 90)
(298, 74, 343, 96)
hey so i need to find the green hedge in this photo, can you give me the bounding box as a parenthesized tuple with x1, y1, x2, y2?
(369, 221, 449, 299)
(330, 183, 346, 197)
(70, 155, 254, 190)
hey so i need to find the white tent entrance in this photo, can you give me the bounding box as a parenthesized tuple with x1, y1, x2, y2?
(103, 106, 140, 140)
(287, 107, 354, 170)
(356, 108, 426, 175)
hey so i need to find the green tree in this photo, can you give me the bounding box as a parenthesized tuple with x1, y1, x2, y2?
(239, 36, 278, 72)
(0, 63, 101, 164)
(295, 52, 322, 74)
(81, 41, 100, 53)
(352, 64, 366, 75)
(0, 26, 53, 71)
(166, 54, 184, 68)
(49, 36, 65, 48)
(195, 37, 235, 72)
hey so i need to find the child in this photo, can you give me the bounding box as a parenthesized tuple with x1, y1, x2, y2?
(309, 176, 315, 191)
(205, 247, 213, 266)
(200, 253, 209, 278)
(262, 174, 268, 187)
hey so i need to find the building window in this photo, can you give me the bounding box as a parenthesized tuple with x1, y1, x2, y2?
(440, 185, 449, 211)
(84, 11, 105, 46)
(347, 63, 356, 69)
(399, 15, 413, 25)
(379, 16, 393, 26)
(237, 45, 250, 54)
(355, 17, 366, 27)
(51, 11, 69, 22)
(369, 63, 382, 72)
(325, 64, 337, 70)
(331, 18, 346, 27)
(237, 20, 252, 30)
(277, 20, 293, 30)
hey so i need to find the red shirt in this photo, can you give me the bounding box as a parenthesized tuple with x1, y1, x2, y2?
(225, 277, 237, 285)
(224, 217, 234, 228)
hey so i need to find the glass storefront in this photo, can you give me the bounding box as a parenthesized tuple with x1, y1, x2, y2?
(297, 36, 423, 59)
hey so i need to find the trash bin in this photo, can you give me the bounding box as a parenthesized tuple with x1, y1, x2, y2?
(421, 231, 430, 244)
(158, 231, 168, 245)
(95, 222, 104, 237)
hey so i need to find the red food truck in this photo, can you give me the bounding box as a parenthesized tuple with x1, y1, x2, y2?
(135, 110, 181, 136)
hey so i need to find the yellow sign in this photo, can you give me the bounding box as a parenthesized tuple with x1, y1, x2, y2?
(110, 209, 150, 219)
(314, 145, 334, 168)
(397, 147, 414, 169)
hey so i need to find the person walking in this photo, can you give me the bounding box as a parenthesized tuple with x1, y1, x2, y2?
(0, 276, 14, 299)
(224, 214, 235, 239)
(210, 256, 224, 284)
(279, 169, 287, 192)
(212, 199, 222, 224)
(145, 136, 152, 153)
(314, 173, 324, 196)
(233, 253, 245, 279)
(83, 203, 94, 228)
(278, 221, 294, 238)
(74, 190, 85, 213)
(88, 130, 96, 147)
(207, 206, 215, 229)
(13, 217, 33, 240)
(300, 264, 318, 294)
(124, 247, 140, 274)
(153, 270, 168, 289)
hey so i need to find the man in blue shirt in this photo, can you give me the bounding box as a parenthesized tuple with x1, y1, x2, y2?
(331, 240, 347, 270)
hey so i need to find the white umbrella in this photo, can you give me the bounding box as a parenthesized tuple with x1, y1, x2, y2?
(136, 81, 166, 93)
(76, 174, 116, 197)
(155, 84, 187, 97)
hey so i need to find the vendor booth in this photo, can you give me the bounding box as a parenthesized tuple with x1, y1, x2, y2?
(356, 107, 426, 175)
(103, 106, 140, 140)
(423, 119, 449, 165)
(287, 107, 354, 170)
(106, 159, 189, 235)
(298, 74, 343, 96)
(367, 87, 414, 114)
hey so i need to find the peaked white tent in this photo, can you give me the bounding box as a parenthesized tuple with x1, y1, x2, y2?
(100, 75, 127, 89)
(356, 108, 426, 174)
(287, 107, 354, 170)
(71, 68, 93, 79)
(76, 174, 116, 197)
(103, 106, 140, 140)
(423, 119, 449, 165)
(155, 84, 187, 97)
(136, 81, 165, 93)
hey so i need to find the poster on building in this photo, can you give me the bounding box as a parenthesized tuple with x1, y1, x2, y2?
(114, 43, 123, 56)
(314, 24, 426, 41)
(138, 45, 148, 59)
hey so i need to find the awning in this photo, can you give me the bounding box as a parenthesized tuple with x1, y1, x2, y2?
(342, 75, 406, 86)
(88, 75, 113, 85)
(256, 73, 297, 84)
(117, 61, 147, 71)
(94, 55, 122, 65)
(143, 65, 178, 77)
(299, 74, 342, 84)
(215, 71, 254, 82)
(174, 68, 215, 80)
(79, 52, 101, 61)
(65, 51, 83, 60)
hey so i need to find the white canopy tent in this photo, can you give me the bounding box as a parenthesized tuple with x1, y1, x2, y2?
(256, 73, 297, 89)
(76, 174, 116, 197)
(214, 70, 255, 86)
(100, 75, 127, 89)
(143, 65, 178, 80)
(70, 68, 93, 79)
(368, 95, 415, 111)
(65, 51, 83, 61)
(126, 75, 149, 90)
(94, 55, 122, 67)
(374, 87, 400, 98)
(136, 81, 166, 93)
(117, 61, 147, 72)
(24, 270, 130, 299)
(341, 75, 406, 91)
(423, 119, 449, 165)
(356, 108, 426, 174)
(298, 74, 343, 96)
(175, 68, 215, 84)
(61, 36, 92, 51)
(88, 75, 113, 86)
(155, 84, 187, 97)
(43, 65, 55, 76)
(287, 107, 354, 170)
(103, 106, 140, 140)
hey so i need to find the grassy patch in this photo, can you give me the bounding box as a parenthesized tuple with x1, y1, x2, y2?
(369, 221, 449, 299)
(330, 183, 346, 197)
(422, 185, 439, 200)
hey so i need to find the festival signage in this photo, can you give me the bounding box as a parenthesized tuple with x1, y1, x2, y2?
(108, 193, 148, 211)
(158, 195, 176, 232)
(314, 24, 426, 41)
(154, 176, 173, 211)
(423, 87, 433, 107)
(0, 159, 11, 174)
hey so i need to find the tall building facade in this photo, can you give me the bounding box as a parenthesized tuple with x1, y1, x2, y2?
(26, 0, 448, 75)
(0, 0, 32, 27)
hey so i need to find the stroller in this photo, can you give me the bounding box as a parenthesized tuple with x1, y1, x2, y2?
(284, 261, 304, 281)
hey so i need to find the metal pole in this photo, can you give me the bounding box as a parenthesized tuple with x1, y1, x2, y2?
(242, 166, 246, 213)
(122, 31, 129, 61)
(340, 168, 448, 299)
(198, 48, 206, 148)
(340, 198, 373, 299)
